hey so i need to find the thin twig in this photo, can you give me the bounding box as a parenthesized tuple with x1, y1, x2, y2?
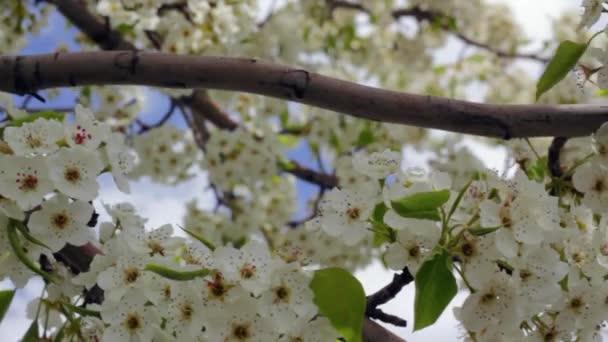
(366, 267, 414, 309)
(548, 137, 569, 178)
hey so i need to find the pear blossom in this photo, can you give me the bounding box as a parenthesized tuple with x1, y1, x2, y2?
(259, 262, 316, 332)
(48, 146, 104, 201)
(352, 149, 402, 179)
(204, 296, 277, 341)
(213, 241, 274, 296)
(572, 161, 608, 213)
(98, 255, 148, 302)
(384, 224, 440, 274)
(579, 0, 604, 29)
(101, 289, 161, 342)
(28, 194, 93, 252)
(317, 188, 375, 245)
(66, 104, 110, 149)
(4, 118, 64, 155)
(457, 271, 522, 334)
(0, 155, 54, 210)
(164, 285, 206, 340)
(104, 132, 136, 193)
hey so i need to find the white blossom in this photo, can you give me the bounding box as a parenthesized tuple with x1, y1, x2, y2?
(4, 118, 64, 155)
(48, 146, 104, 201)
(28, 194, 93, 252)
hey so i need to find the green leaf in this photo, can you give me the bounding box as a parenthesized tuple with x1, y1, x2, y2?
(61, 302, 101, 318)
(526, 156, 548, 182)
(414, 250, 458, 331)
(371, 202, 388, 223)
(22, 319, 39, 342)
(6, 110, 64, 128)
(278, 159, 296, 171)
(279, 109, 289, 127)
(391, 190, 451, 221)
(144, 264, 210, 281)
(277, 134, 299, 147)
(447, 178, 473, 222)
(7, 219, 59, 283)
(116, 22, 136, 34)
(468, 225, 501, 236)
(310, 267, 365, 342)
(178, 226, 216, 251)
(0, 290, 15, 323)
(369, 203, 396, 247)
(356, 125, 375, 147)
(536, 40, 588, 101)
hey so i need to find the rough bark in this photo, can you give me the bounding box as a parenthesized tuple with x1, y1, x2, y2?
(2, 51, 608, 138)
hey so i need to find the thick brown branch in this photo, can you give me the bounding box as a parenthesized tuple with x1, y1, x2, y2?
(363, 318, 406, 342)
(182, 91, 238, 130)
(3, 51, 608, 138)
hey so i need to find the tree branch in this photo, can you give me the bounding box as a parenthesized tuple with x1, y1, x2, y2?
(51, 0, 135, 50)
(284, 161, 338, 188)
(3, 51, 608, 138)
(366, 268, 414, 309)
(548, 137, 569, 178)
(363, 318, 406, 342)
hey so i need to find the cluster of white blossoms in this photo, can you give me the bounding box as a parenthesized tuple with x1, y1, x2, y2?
(202, 127, 282, 191)
(183, 175, 298, 245)
(65, 204, 338, 342)
(132, 125, 199, 184)
(0, 102, 131, 280)
(0, 103, 344, 341)
(93, 0, 258, 55)
(304, 122, 608, 340)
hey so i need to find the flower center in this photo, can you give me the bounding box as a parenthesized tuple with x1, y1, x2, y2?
(180, 303, 193, 321)
(123, 267, 140, 284)
(25, 134, 42, 148)
(346, 207, 361, 220)
(240, 264, 256, 279)
(51, 213, 69, 229)
(18, 173, 39, 192)
(124, 313, 141, 331)
(64, 167, 81, 184)
(274, 285, 290, 303)
(232, 323, 251, 339)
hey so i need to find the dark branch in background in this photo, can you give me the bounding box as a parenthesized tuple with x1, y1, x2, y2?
(365, 268, 414, 327)
(136, 98, 178, 133)
(288, 186, 327, 228)
(157, 2, 192, 22)
(548, 137, 569, 178)
(5, 51, 608, 138)
(50, 0, 135, 50)
(366, 308, 408, 327)
(329, 1, 548, 63)
(285, 161, 338, 188)
(177, 100, 209, 148)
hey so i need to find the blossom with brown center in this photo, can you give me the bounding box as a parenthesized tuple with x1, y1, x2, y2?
(123, 267, 140, 284)
(51, 212, 70, 230)
(124, 313, 142, 331)
(231, 323, 251, 340)
(17, 174, 39, 192)
(273, 285, 290, 304)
